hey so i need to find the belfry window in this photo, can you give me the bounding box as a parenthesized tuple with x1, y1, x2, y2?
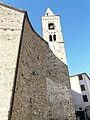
(46, 13, 48, 16)
(53, 34, 56, 41)
(49, 35, 52, 41)
(48, 23, 55, 30)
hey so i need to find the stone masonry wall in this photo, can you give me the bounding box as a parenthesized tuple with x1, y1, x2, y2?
(0, 4, 24, 120)
(11, 15, 49, 120)
(11, 13, 76, 120)
(45, 48, 76, 120)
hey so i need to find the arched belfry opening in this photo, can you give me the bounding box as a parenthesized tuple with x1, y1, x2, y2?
(49, 35, 52, 41)
(48, 23, 55, 30)
(53, 34, 56, 41)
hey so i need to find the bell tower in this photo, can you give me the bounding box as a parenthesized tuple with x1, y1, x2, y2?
(41, 8, 67, 65)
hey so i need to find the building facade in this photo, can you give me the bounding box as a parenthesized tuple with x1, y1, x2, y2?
(0, 3, 76, 120)
(70, 73, 90, 120)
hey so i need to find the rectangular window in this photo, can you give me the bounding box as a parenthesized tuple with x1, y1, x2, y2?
(83, 95, 88, 102)
(78, 75, 83, 80)
(48, 23, 54, 30)
(80, 85, 85, 91)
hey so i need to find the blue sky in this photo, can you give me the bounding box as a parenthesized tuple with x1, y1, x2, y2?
(1, 0, 90, 76)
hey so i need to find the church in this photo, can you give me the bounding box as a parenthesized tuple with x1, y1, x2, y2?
(0, 2, 76, 120)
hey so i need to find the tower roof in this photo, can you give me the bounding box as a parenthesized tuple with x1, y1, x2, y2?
(45, 8, 55, 16)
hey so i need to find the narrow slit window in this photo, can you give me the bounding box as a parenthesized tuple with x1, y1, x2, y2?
(49, 35, 52, 41)
(53, 34, 56, 41)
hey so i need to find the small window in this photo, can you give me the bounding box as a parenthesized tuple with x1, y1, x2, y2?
(46, 13, 48, 16)
(78, 75, 83, 80)
(53, 34, 56, 41)
(83, 95, 88, 102)
(49, 35, 52, 41)
(80, 85, 85, 91)
(48, 23, 55, 29)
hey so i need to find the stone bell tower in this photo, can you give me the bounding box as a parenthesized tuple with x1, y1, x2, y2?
(41, 8, 67, 65)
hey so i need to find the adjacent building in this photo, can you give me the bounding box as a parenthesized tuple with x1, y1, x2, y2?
(70, 73, 90, 120)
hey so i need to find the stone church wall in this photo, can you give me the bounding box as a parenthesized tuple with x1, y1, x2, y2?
(11, 13, 76, 120)
(45, 48, 76, 120)
(0, 4, 24, 120)
(11, 15, 49, 120)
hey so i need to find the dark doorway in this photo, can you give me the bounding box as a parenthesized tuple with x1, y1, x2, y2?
(76, 111, 85, 120)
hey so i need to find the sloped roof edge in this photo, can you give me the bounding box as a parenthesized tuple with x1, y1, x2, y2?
(70, 73, 90, 80)
(0, 2, 49, 46)
(0, 2, 25, 13)
(25, 12, 48, 45)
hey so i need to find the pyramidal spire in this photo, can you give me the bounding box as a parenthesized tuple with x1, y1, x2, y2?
(45, 8, 55, 16)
